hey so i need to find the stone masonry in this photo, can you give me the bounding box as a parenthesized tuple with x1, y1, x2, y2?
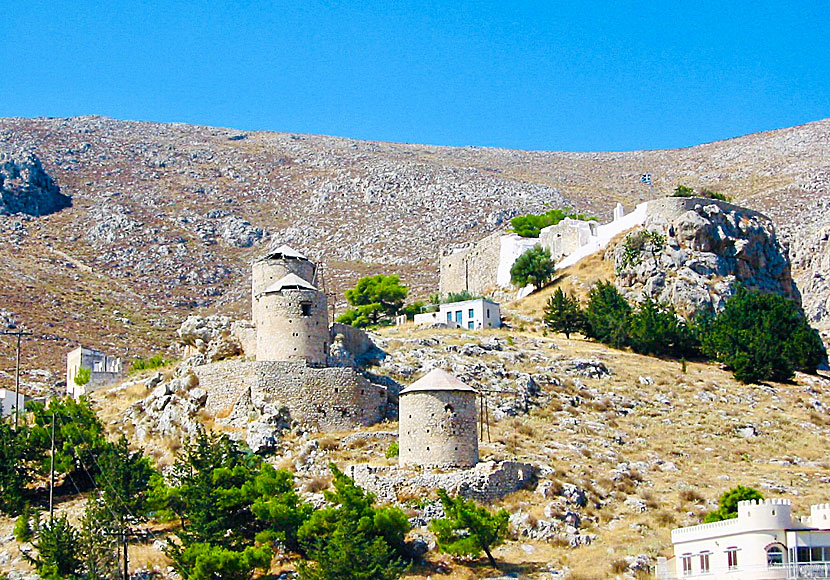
(193, 359, 386, 432)
(351, 460, 536, 503)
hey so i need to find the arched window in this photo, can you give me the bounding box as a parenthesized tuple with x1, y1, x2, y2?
(767, 545, 784, 567)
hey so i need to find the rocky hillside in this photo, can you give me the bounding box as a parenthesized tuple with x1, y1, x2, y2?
(0, 116, 828, 386)
(5, 324, 830, 579)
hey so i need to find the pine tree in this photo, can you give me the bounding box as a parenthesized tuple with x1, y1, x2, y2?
(543, 288, 583, 338)
(429, 489, 509, 569)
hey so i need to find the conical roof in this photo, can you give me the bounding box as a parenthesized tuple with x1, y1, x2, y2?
(400, 368, 477, 395)
(258, 244, 308, 262)
(263, 273, 318, 293)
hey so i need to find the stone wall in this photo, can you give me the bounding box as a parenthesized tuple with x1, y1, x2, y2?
(439, 231, 502, 296)
(351, 460, 536, 503)
(539, 218, 596, 260)
(193, 359, 386, 432)
(399, 390, 478, 468)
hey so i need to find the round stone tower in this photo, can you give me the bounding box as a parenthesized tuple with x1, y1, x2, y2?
(399, 368, 479, 468)
(255, 273, 330, 365)
(252, 245, 317, 322)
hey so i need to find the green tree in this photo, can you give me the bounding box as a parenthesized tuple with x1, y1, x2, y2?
(156, 428, 262, 549)
(628, 296, 699, 357)
(156, 428, 273, 580)
(336, 303, 384, 328)
(543, 288, 583, 338)
(0, 419, 32, 514)
(251, 464, 314, 554)
(74, 366, 91, 387)
(510, 245, 556, 290)
(700, 286, 826, 383)
(78, 498, 120, 579)
(429, 489, 509, 568)
(97, 436, 156, 524)
(583, 281, 632, 348)
(14, 503, 35, 543)
(704, 485, 763, 522)
(28, 515, 83, 580)
(171, 543, 272, 580)
(28, 397, 108, 486)
(398, 301, 426, 321)
(298, 464, 409, 580)
(344, 275, 408, 321)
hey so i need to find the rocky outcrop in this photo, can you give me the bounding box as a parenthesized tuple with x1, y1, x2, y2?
(611, 199, 798, 318)
(789, 206, 830, 333)
(177, 315, 242, 361)
(0, 151, 71, 216)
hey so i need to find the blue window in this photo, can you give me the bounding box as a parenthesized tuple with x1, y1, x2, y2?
(468, 308, 474, 319)
(455, 311, 462, 323)
(468, 321, 474, 329)
(447, 312, 452, 322)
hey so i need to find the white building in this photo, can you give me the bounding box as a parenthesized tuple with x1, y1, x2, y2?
(66, 346, 123, 399)
(659, 499, 830, 580)
(0, 389, 27, 417)
(414, 298, 501, 330)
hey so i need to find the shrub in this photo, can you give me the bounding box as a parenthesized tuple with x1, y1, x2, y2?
(510, 209, 596, 238)
(130, 355, 168, 373)
(73, 366, 91, 387)
(444, 290, 481, 304)
(510, 245, 556, 290)
(704, 485, 763, 522)
(699, 286, 826, 383)
(386, 442, 399, 458)
(618, 229, 666, 273)
(671, 184, 730, 202)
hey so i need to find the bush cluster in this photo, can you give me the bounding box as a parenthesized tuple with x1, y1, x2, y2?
(671, 184, 730, 202)
(544, 282, 825, 383)
(510, 209, 596, 238)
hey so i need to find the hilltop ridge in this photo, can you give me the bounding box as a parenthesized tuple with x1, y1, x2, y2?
(0, 116, 828, 387)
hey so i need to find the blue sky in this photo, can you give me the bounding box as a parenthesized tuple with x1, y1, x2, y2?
(1, 1, 828, 151)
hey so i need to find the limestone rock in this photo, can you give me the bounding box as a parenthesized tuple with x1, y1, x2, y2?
(612, 201, 799, 318)
(0, 151, 71, 216)
(178, 315, 241, 361)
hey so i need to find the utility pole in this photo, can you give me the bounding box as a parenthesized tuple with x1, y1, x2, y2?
(104, 526, 151, 580)
(1, 330, 31, 429)
(49, 409, 56, 523)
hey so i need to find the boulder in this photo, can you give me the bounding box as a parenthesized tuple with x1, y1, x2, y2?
(0, 151, 71, 216)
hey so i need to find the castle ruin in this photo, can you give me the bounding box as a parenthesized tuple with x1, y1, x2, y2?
(192, 245, 387, 432)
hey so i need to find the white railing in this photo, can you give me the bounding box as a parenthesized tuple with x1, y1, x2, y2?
(787, 562, 830, 579)
(655, 562, 829, 579)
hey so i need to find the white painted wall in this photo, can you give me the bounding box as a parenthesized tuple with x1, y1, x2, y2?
(496, 234, 538, 287)
(664, 499, 830, 580)
(437, 299, 501, 330)
(0, 389, 27, 417)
